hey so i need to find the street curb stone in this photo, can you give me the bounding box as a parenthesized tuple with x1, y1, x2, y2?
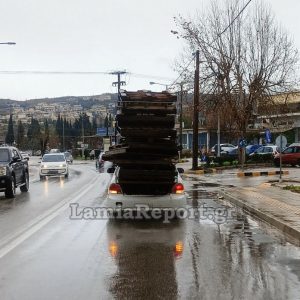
(220, 190, 300, 243)
(237, 170, 289, 177)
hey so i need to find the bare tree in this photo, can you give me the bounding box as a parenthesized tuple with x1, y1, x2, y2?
(174, 0, 299, 138)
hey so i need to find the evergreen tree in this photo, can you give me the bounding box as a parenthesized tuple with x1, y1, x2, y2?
(5, 114, 15, 145)
(27, 118, 41, 150)
(16, 120, 25, 149)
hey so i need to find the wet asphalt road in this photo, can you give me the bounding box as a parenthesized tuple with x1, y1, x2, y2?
(0, 163, 300, 299)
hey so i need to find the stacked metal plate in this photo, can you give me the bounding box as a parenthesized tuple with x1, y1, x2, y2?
(103, 90, 179, 195)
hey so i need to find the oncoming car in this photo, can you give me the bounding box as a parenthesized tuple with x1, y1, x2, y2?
(104, 166, 186, 219)
(40, 153, 69, 180)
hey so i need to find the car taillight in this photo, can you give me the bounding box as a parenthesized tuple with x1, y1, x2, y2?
(172, 183, 184, 194)
(109, 183, 122, 194)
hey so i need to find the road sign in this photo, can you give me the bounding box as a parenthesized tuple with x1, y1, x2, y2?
(275, 135, 287, 149)
(96, 127, 114, 137)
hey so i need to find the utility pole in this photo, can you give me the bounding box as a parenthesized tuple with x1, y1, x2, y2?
(62, 116, 65, 152)
(110, 71, 127, 145)
(81, 111, 84, 158)
(192, 50, 200, 170)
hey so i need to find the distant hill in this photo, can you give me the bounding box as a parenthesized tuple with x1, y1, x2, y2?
(0, 93, 118, 110)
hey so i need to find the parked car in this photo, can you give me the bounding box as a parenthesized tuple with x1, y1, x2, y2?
(0, 146, 29, 198)
(39, 153, 69, 180)
(274, 145, 300, 167)
(221, 147, 238, 158)
(64, 152, 73, 164)
(211, 144, 235, 155)
(249, 145, 279, 157)
(245, 144, 261, 155)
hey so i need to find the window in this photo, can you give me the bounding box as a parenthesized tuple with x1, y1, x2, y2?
(0, 149, 9, 162)
(12, 149, 20, 160)
(283, 147, 294, 154)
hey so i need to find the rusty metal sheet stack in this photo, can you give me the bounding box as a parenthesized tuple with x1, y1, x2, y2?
(103, 90, 179, 195)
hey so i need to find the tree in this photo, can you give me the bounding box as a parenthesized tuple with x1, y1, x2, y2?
(16, 120, 25, 149)
(174, 0, 299, 138)
(27, 118, 41, 150)
(5, 114, 15, 145)
(41, 120, 50, 154)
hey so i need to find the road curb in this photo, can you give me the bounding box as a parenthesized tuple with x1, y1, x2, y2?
(219, 190, 300, 242)
(186, 168, 218, 175)
(237, 170, 289, 177)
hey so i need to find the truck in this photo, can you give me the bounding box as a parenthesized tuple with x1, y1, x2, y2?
(103, 90, 185, 214)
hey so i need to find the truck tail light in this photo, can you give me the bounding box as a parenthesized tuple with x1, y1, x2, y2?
(109, 183, 122, 194)
(172, 183, 184, 194)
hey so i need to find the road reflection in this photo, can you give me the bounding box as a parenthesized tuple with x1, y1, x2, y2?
(106, 219, 186, 299)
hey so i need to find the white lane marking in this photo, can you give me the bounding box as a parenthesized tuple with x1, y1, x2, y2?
(0, 177, 99, 260)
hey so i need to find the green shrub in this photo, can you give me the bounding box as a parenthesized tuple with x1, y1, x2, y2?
(222, 161, 231, 166)
(232, 160, 239, 166)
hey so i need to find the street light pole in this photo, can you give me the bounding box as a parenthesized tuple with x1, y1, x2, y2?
(192, 50, 200, 170)
(0, 42, 16, 45)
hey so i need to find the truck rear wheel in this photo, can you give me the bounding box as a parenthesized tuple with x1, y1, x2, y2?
(5, 176, 16, 198)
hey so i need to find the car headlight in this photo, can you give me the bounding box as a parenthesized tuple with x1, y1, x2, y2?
(60, 164, 67, 168)
(41, 164, 47, 169)
(0, 166, 6, 176)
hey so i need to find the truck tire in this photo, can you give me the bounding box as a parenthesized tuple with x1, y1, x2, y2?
(20, 172, 29, 192)
(5, 176, 16, 198)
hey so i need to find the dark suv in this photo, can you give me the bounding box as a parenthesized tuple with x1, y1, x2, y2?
(0, 146, 29, 198)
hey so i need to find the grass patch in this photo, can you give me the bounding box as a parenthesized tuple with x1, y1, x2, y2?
(283, 185, 300, 193)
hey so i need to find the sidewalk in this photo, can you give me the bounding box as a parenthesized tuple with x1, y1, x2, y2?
(220, 185, 300, 243)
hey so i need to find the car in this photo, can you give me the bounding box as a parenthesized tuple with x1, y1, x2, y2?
(64, 152, 73, 164)
(49, 149, 60, 153)
(274, 145, 300, 167)
(211, 144, 235, 155)
(0, 146, 29, 198)
(245, 144, 261, 155)
(33, 150, 42, 156)
(221, 147, 238, 158)
(249, 145, 279, 157)
(39, 153, 69, 180)
(104, 166, 186, 216)
(20, 151, 30, 160)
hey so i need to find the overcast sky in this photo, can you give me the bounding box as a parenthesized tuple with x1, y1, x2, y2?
(0, 0, 299, 100)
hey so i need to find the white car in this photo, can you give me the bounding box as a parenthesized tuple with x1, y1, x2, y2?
(39, 153, 69, 180)
(211, 143, 235, 155)
(104, 167, 186, 219)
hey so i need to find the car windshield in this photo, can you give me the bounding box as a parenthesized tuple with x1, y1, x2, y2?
(0, 149, 9, 162)
(42, 154, 65, 162)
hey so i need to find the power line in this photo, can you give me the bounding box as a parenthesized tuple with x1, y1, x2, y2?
(0, 70, 176, 82)
(217, 0, 253, 38)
